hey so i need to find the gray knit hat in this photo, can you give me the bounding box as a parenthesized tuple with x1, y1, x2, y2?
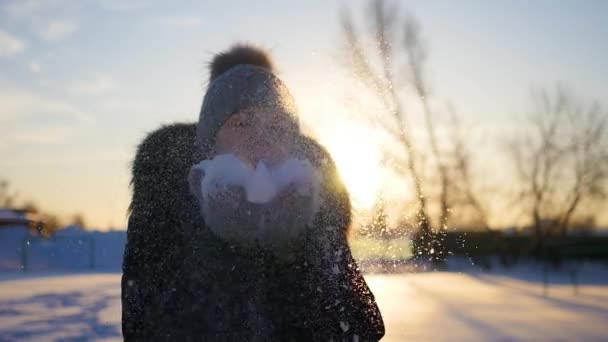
(196, 44, 300, 156)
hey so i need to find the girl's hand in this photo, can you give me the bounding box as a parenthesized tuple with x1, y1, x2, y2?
(257, 184, 317, 252)
(203, 185, 261, 246)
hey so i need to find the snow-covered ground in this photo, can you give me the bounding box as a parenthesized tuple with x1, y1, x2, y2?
(369, 271, 608, 341)
(0, 272, 121, 342)
(1, 268, 607, 341)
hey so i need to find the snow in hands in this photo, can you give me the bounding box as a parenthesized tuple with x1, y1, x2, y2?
(190, 154, 322, 254)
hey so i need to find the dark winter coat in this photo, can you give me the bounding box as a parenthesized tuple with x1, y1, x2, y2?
(121, 123, 385, 341)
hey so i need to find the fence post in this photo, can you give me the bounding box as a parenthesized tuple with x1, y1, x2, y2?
(89, 237, 95, 269)
(21, 237, 29, 272)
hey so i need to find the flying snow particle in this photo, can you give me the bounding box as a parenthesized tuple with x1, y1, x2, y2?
(339, 321, 350, 332)
(332, 264, 341, 274)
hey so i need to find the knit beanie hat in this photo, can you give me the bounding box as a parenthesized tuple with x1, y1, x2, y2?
(196, 44, 300, 156)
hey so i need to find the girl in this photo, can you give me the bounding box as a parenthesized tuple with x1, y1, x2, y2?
(122, 44, 384, 341)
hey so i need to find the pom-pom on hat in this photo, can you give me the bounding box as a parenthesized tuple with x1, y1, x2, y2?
(196, 43, 300, 156)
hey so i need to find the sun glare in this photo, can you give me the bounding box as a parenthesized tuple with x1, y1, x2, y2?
(320, 126, 383, 209)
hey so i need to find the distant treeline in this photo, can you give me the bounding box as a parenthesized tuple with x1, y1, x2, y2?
(443, 231, 608, 265)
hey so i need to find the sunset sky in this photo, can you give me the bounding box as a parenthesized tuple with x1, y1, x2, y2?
(1, 0, 607, 229)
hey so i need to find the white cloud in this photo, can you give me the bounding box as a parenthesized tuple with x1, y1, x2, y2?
(29, 61, 41, 73)
(38, 20, 78, 43)
(0, 29, 25, 57)
(155, 15, 203, 29)
(0, 88, 94, 147)
(97, 0, 146, 11)
(0, 88, 93, 124)
(2, 0, 44, 19)
(10, 125, 72, 145)
(68, 74, 116, 96)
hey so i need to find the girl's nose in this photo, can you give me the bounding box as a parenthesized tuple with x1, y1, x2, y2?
(249, 142, 287, 166)
(240, 122, 291, 166)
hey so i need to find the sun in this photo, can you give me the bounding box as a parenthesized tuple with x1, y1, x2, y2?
(320, 126, 383, 210)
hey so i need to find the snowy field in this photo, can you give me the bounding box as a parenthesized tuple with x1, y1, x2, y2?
(1, 268, 607, 342)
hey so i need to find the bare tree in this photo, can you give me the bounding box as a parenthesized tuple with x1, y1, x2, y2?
(401, 14, 451, 233)
(446, 109, 490, 230)
(365, 194, 391, 240)
(40, 214, 62, 237)
(341, 0, 433, 256)
(0, 179, 18, 208)
(509, 86, 608, 239)
(340, 0, 481, 260)
(22, 201, 40, 214)
(508, 87, 568, 239)
(0, 180, 71, 237)
(559, 97, 608, 235)
(71, 213, 87, 229)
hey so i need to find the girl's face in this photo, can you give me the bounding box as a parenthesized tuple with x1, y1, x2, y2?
(214, 108, 296, 167)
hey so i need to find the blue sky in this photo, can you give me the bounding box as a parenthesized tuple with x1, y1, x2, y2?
(0, 0, 606, 229)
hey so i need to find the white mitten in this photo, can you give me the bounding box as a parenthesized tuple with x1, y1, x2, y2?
(189, 154, 322, 254)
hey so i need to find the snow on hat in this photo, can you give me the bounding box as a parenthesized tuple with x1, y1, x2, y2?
(196, 44, 300, 156)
